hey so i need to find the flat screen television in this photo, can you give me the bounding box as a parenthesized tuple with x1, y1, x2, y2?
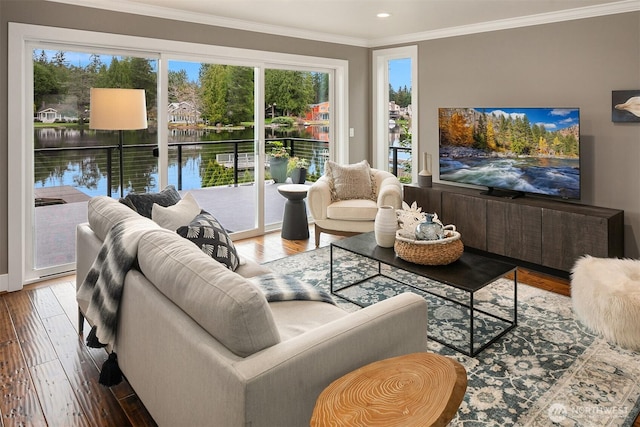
(438, 107, 580, 200)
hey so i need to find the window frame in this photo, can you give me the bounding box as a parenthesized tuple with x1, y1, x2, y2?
(371, 45, 418, 181)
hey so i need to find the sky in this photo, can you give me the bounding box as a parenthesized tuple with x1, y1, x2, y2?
(388, 58, 411, 90)
(476, 108, 580, 130)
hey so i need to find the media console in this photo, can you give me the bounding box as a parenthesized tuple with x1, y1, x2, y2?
(404, 184, 624, 273)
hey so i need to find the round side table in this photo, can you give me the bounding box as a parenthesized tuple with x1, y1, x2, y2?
(277, 184, 311, 240)
(310, 352, 467, 427)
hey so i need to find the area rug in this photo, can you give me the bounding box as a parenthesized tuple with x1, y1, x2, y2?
(264, 247, 640, 426)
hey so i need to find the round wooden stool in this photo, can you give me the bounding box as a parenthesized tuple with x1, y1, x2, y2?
(310, 352, 467, 427)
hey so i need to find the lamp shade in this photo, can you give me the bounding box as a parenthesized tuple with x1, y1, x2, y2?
(89, 88, 148, 130)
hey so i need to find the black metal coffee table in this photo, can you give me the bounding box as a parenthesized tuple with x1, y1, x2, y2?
(330, 232, 517, 356)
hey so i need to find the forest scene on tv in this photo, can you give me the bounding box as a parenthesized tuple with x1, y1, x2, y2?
(439, 107, 580, 199)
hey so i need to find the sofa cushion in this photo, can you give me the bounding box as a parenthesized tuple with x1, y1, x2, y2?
(325, 160, 375, 202)
(120, 185, 181, 218)
(152, 192, 200, 231)
(137, 229, 280, 357)
(88, 195, 143, 241)
(326, 199, 378, 221)
(177, 210, 240, 271)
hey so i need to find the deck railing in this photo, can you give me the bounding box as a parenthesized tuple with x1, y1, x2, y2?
(34, 138, 409, 197)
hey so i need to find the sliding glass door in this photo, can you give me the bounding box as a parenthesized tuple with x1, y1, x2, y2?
(264, 67, 332, 228)
(31, 46, 158, 273)
(166, 60, 260, 235)
(9, 23, 348, 287)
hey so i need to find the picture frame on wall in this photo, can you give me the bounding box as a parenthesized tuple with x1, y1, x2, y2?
(612, 90, 640, 122)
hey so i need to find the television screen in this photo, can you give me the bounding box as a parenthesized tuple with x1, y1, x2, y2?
(438, 107, 580, 200)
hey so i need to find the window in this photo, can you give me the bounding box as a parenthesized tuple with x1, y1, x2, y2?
(372, 46, 418, 183)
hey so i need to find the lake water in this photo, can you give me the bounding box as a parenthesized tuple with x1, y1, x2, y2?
(34, 126, 329, 196)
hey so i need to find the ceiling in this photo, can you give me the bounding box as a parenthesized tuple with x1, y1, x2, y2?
(51, 0, 639, 47)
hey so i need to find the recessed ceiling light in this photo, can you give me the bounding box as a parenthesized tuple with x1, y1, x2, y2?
(377, 12, 391, 18)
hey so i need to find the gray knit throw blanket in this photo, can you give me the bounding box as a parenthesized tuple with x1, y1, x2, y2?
(77, 217, 163, 348)
(248, 273, 336, 305)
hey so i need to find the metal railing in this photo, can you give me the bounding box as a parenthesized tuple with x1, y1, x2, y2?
(389, 146, 412, 176)
(35, 139, 411, 198)
(34, 137, 330, 197)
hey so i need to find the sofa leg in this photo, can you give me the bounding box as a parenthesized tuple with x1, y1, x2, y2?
(315, 226, 321, 247)
(78, 308, 85, 335)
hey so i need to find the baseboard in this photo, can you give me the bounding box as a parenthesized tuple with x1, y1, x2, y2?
(0, 273, 8, 292)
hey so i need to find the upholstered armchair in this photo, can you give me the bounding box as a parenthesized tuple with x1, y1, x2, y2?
(308, 160, 403, 246)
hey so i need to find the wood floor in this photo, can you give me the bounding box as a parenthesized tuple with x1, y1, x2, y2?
(0, 227, 636, 426)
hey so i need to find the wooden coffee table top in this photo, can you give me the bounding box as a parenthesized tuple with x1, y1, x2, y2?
(310, 352, 467, 427)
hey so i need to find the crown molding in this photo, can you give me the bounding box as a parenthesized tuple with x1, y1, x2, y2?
(44, 0, 371, 47)
(46, 0, 640, 48)
(368, 0, 640, 47)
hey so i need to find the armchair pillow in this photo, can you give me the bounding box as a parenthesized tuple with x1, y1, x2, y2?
(325, 160, 375, 202)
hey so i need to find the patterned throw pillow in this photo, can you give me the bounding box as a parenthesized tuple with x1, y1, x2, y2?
(120, 185, 182, 218)
(325, 160, 376, 202)
(177, 210, 240, 271)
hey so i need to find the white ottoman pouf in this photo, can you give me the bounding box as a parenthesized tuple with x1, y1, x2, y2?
(571, 255, 640, 351)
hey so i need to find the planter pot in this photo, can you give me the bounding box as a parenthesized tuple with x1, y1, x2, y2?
(374, 205, 398, 248)
(269, 156, 288, 183)
(291, 167, 307, 184)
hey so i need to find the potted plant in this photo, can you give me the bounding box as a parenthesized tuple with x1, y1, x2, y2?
(267, 141, 290, 183)
(288, 157, 309, 184)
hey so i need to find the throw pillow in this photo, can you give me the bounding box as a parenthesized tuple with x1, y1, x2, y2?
(152, 192, 201, 231)
(325, 160, 376, 202)
(177, 210, 240, 271)
(120, 185, 181, 218)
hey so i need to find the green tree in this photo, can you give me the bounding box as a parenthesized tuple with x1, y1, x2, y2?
(97, 57, 131, 88)
(226, 66, 254, 124)
(33, 61, 62, 109)
(312, 72, 329, 103)
(129, 57, 157, 107)
(200, 64, 229, 124)
(201, 159, 234, 187)
(265, 69, 314, 116)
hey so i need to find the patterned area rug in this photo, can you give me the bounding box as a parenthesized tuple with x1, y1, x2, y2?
(264, 247, 640, 426)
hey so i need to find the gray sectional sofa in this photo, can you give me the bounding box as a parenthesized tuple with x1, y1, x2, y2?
(76, 195, 428, 426)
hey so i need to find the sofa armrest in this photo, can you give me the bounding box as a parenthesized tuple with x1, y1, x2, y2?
(308, 176, 332, 221)
(76, 222, 102, 290)
(377, 175, 403, 209)
(236, 292, 428, 426)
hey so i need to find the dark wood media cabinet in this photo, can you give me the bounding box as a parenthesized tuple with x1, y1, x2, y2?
(404, 184, 624, 273)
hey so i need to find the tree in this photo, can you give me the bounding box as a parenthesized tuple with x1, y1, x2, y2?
(169, 70, 190, 103)
(265, 69, 314, 116)
(226, 66, 254, 124)
(486, 121, 497, 151)
(33, 61, 63, 109)
(447, 112, 473, 146)
(53, 51, 67, 67)
(129, 57, 157, 107)
(200, 64, 229, 124)
(312, 72, 329, 103)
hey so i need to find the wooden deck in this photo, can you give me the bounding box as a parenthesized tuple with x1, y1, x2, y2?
(33, 183, 299, 270)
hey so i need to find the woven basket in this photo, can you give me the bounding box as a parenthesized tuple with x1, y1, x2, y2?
(394, 229, 464, 266)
